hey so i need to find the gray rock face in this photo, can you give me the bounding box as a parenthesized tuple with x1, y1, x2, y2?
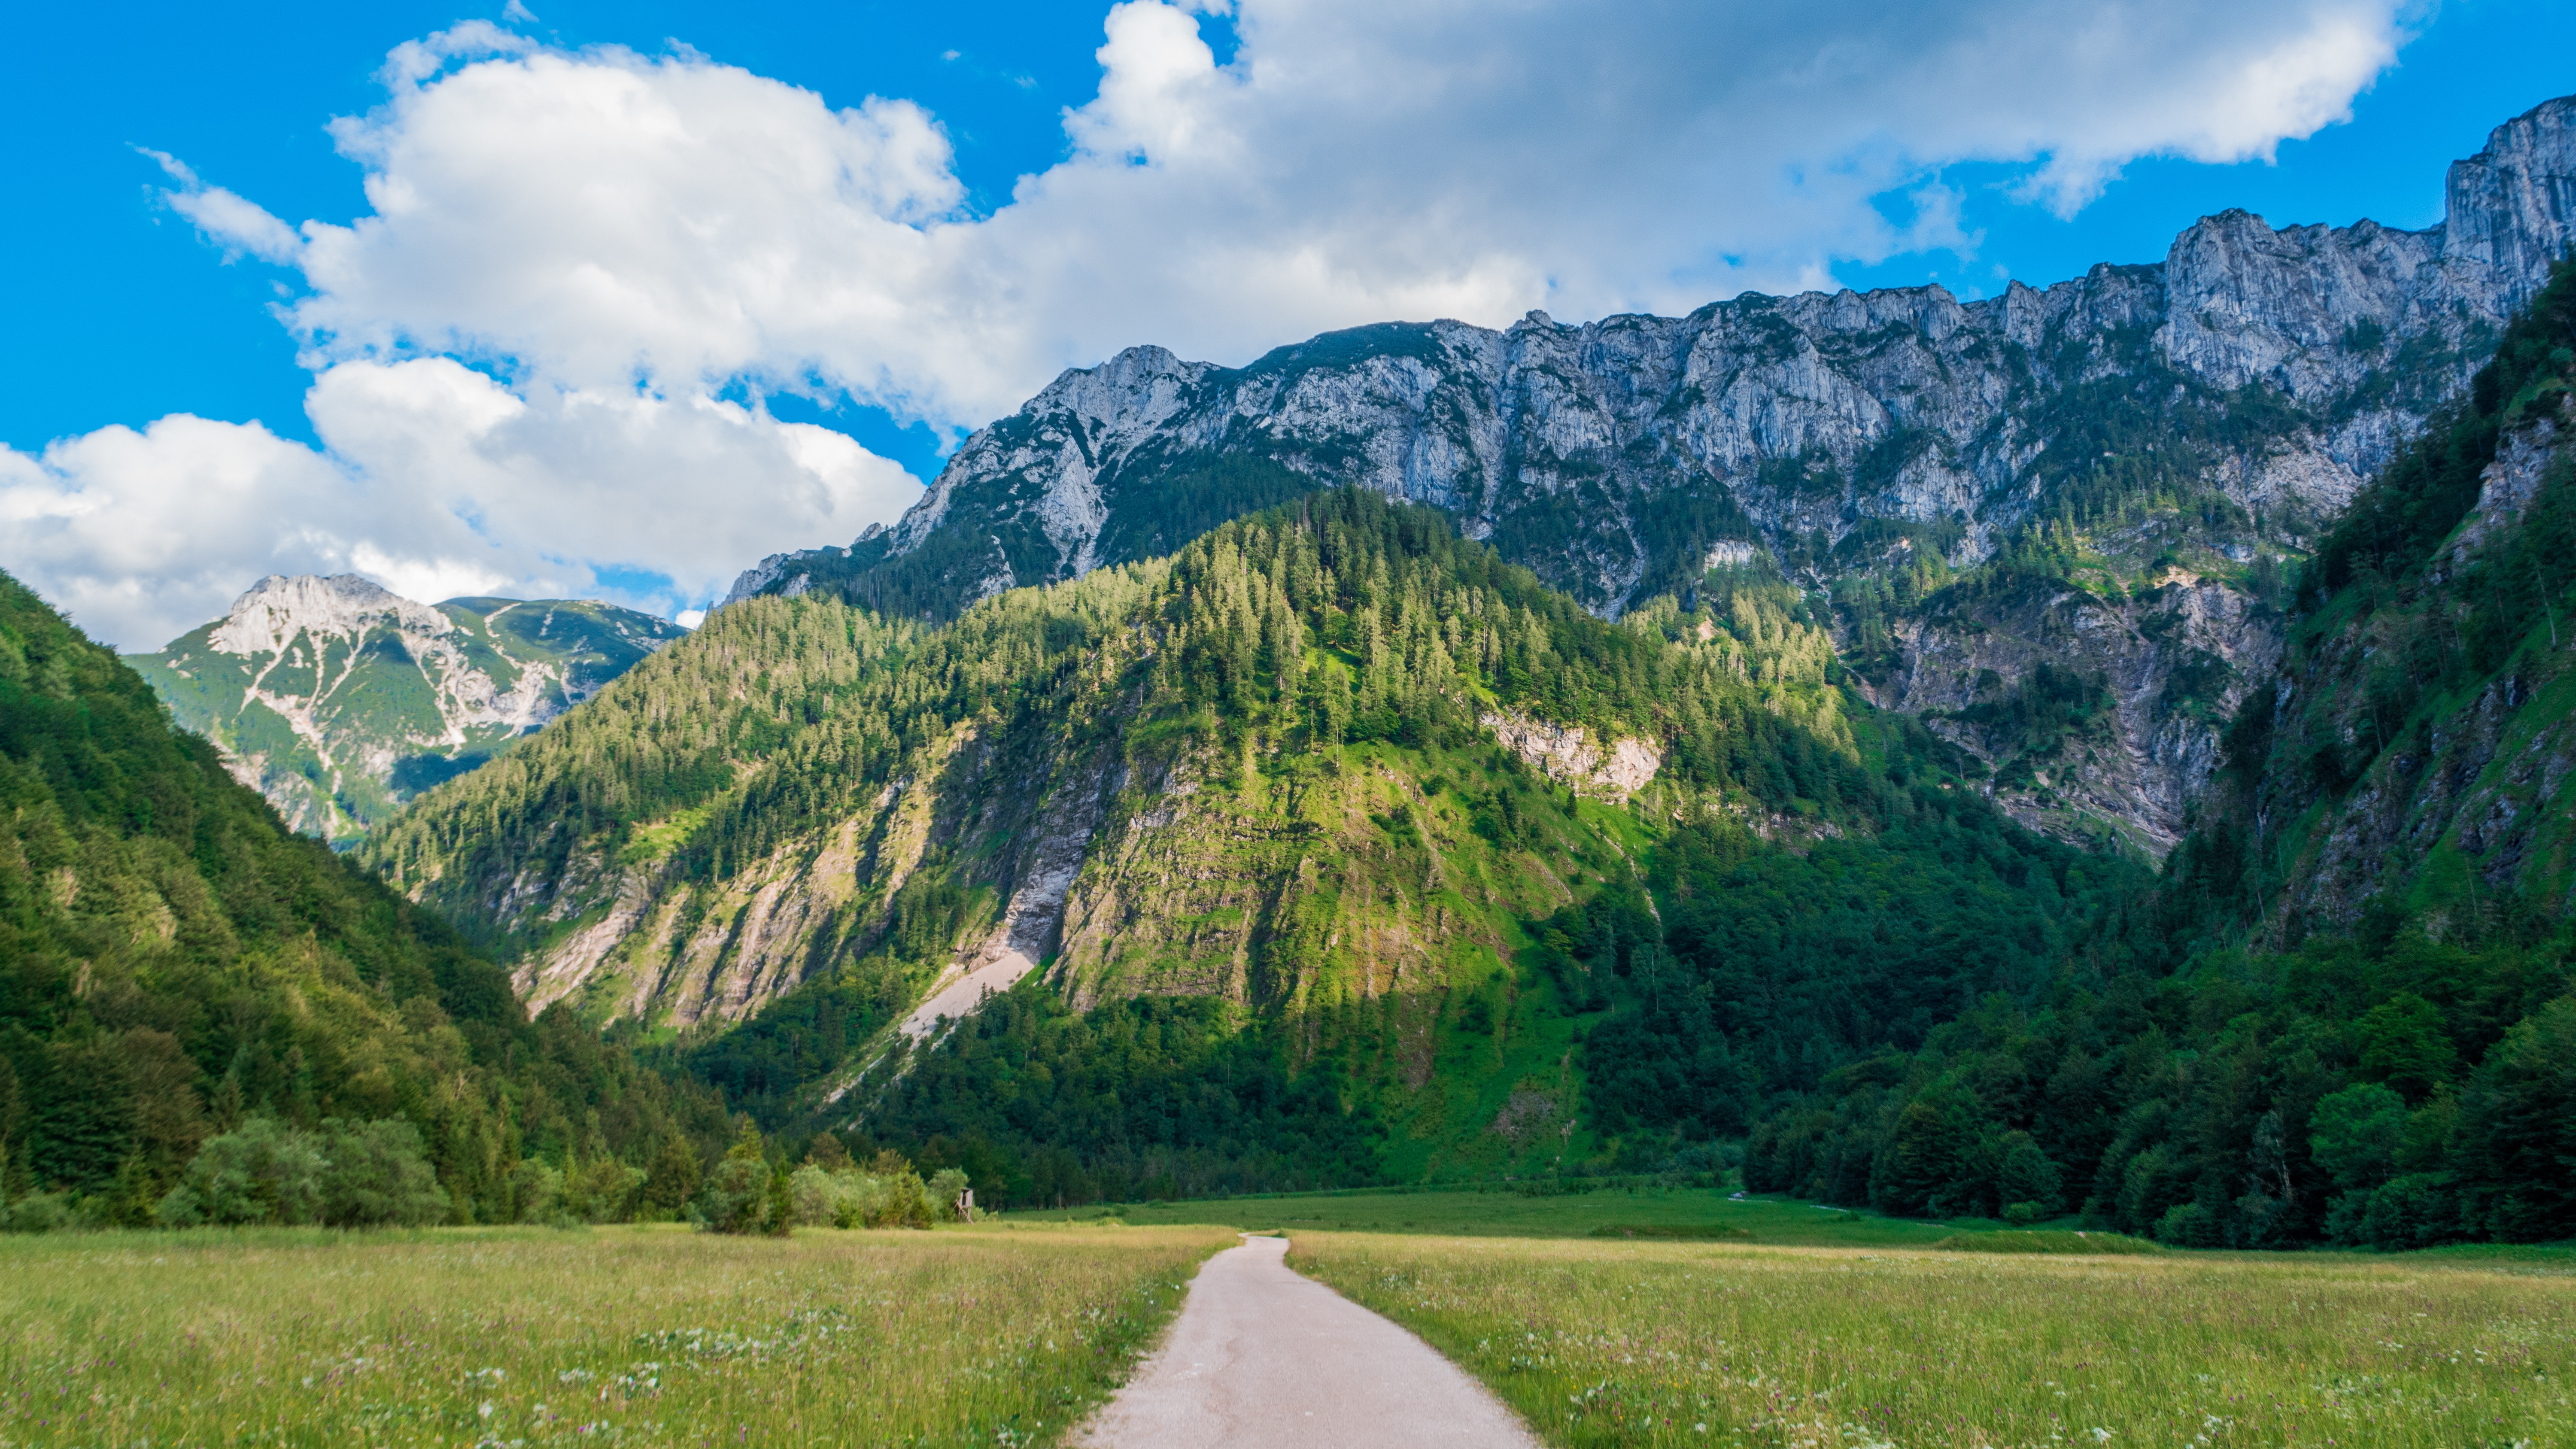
(742, 95, 2576, 854)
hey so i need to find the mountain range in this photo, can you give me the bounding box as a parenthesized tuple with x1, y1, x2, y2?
(126, 574, 684, 844)
(729, 95, 2576, 857)
(10, 93, 2573, 1249)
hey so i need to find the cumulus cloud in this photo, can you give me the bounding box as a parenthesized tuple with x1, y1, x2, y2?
(259, 0, 2412, 422)
(0, 367, 917, 649)
(5, 0, 2412, 647)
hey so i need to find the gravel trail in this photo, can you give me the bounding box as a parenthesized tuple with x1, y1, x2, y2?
(1072, 1234, 1542, 1449)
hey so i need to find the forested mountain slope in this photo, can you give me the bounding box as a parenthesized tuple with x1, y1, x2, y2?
(730, 97, 2576, 855)
(1733, 264, 2576, 1251)
(367, 492, 2138, 1192)
(127, 574, 683, 845)
(0, 570, 726, 1221)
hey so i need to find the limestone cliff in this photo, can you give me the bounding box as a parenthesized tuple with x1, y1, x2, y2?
(735, 96, 2576, 856)
(2187, 244, 2576, 932)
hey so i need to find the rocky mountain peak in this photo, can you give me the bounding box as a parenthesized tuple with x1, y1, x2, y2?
(2442, 94, 2576, 295)
(729, 91, 2576, 857)
(208, 573, 455, 656)
(133, 580, 685, 844)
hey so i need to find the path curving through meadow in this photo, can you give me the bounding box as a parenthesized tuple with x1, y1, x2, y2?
(1072, 1234, 1541, 1449)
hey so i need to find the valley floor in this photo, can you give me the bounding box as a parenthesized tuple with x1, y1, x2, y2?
(1291, 1230, 2575, 1448)
(0, 1222, 1231, 1447)
(3, 1209, 2566, 1448)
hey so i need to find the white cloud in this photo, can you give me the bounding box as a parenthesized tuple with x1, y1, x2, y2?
(0, 362, 917, 649)
(142, 149, 303, 263)
(6, 0, 2414, 647)
(258, 0, 2413, 425)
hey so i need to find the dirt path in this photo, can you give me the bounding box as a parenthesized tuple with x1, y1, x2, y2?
(1072, 1235, 1541, 1449)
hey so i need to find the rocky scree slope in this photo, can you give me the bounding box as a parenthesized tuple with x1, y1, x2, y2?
(738, 96, 2576, 857)
(361, 493, 2099, 1182)
(128, 574, 684, 845)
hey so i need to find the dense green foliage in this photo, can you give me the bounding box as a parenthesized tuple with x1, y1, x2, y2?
(0, 571, 730, 1227)
(151, 1115, 447, 1228)
(1566, 799, 2124, 1142)
(863, 993, 1388, 1207)
(1736, 916, 2573, 1246)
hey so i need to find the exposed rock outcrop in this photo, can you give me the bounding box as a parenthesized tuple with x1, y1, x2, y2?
(736, 96, 2576, 854)
(1481, 711, 1662, 803)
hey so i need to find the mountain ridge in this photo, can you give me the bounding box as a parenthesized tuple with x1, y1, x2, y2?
(369, 489, 2133, 1191)
(727, 94, 2576, 858)
(128, 573, 686, 844)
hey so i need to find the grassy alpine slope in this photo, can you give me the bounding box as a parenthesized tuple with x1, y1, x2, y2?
(367, 490, 2135, 1203)
(0, 569, 730, 1225)
(0, 1222, 1230, 1447)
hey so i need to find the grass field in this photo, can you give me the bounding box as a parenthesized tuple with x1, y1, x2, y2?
(1026, 1185, 2038, 1248)
(0, 1222, 1232, 1448)
(8, 1205, 2567, 1449)
(1288, 1231, 2576, 1449)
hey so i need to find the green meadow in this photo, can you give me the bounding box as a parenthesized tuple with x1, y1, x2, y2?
(0, 1223, 1231, 1448)
(1029, 1184, 2080, 1249)
(1289, 1232, 2576, 1449)
(4, 1206, 2567, 1448)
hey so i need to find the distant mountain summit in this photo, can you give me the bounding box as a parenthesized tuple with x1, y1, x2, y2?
(128, 574, 685, 843)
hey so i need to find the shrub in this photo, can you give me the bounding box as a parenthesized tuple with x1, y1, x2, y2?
(156, 1118, 328, 1227)
(930, 1168, 971, 1221)
(564, 1154, 647, 1224)
(690, 1124, 775, 1235)
(2330, 1173, 2466, 1251)
(319, 1121, 449, 1228)
(778, 1158, 947, 1230)
(507, 1158, 566, 1225)
(4, 1191, 76, 1234)
(155, 1117, 448, 1229)
(2154, 1201, 2222, 1248)
(1995, 1133, 2063, 1215)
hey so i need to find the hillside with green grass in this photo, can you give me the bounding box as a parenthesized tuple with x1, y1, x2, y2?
(363, 490, 2138, 1203)
(0, 568, 729, 1226)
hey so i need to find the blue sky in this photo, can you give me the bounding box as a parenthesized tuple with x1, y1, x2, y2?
(3, 0, 2571, 647)
(3, 0, 1123, 477)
